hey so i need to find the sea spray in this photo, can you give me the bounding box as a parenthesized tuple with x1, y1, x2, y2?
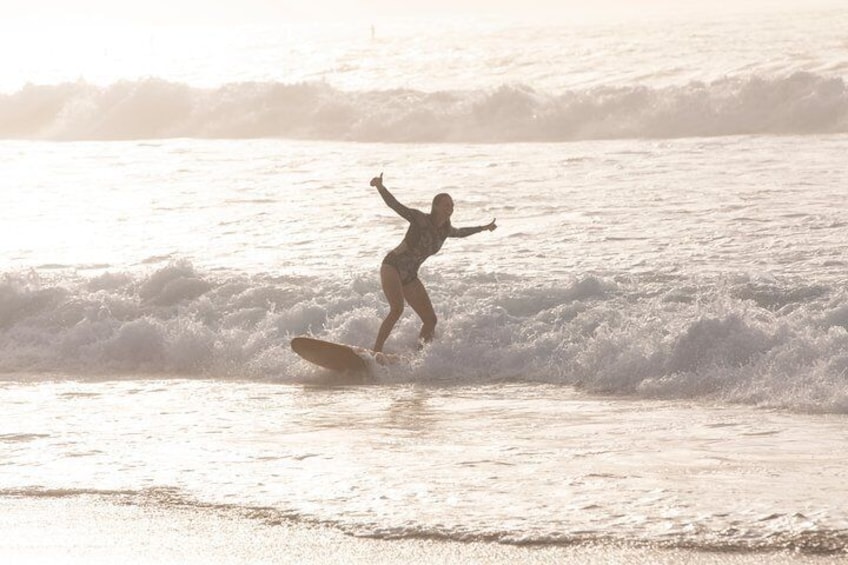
(2, 264, 847, 413)
(3, 73, 846, 141)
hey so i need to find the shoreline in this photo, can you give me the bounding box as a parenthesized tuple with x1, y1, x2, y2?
(2, 494, 843, 564)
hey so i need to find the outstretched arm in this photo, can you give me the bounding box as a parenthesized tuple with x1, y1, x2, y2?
(370, 173, 415, 222)
(449, 218, 497, 238)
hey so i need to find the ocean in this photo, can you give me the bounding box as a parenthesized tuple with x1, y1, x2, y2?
(2, 5, 848, 563)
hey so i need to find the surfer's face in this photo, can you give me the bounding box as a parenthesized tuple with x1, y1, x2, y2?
(431, 194, 454, 225)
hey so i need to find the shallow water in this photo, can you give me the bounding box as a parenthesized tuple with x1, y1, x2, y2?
(2, 379, 847, 554)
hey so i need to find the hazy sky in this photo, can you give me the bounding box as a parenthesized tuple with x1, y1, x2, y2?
(8, 0, 846, 25)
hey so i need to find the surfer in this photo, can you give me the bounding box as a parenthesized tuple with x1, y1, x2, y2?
(370, 173, 496, 353)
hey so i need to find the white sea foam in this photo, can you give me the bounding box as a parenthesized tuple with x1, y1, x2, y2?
(2, 264, 847, 413)
(2, 73, 847, 141)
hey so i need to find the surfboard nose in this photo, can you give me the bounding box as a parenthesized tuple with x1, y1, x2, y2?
(291, 337, 369, 373)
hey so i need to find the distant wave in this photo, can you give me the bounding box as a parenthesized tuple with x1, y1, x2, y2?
(1, 72, 846, 142)
(3, 262, 848, 414)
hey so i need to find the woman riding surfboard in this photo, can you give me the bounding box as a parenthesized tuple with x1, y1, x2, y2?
(370, 173, 496, 353)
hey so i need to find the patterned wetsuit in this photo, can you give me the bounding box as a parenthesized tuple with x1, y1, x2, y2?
(378, 185, 484, 285)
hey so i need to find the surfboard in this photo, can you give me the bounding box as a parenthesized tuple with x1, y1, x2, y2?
(291, 336, 369, 373)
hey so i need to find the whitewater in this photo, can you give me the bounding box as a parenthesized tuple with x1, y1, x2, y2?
(2, 6, 848, 562)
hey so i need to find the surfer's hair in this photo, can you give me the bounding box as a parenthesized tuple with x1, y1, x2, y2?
(431, 193, 453, 228)
(431, 193, 452, 213)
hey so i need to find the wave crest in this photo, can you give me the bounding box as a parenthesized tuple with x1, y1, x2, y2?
(3, 265, 848, 413)
(2, 72, 846, 141)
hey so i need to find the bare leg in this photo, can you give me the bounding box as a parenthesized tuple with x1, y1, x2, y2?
(374, 264, 405, 352)
(402, 278, 437, 347)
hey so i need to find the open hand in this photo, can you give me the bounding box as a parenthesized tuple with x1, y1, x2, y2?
(370, 172, 384, 188)
(484, 218, 497, 231)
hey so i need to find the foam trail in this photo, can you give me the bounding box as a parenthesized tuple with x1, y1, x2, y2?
(2, 73, 846, 141)
(2, 263, 848, 413)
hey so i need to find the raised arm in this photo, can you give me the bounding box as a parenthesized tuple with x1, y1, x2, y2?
(448, 218, 497, 238)
(370, 173, 415, 222)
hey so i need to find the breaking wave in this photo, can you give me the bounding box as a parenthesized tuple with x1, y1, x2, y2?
(2, 72, 847, 142)
(2, 262, 848, 413)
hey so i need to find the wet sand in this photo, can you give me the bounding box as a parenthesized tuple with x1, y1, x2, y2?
(2, 494, 843, 565)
